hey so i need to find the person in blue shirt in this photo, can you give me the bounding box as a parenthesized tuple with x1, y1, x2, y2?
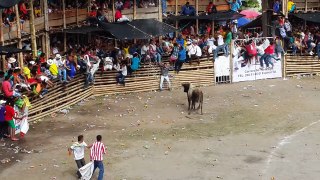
(128, 52, 140, 75)
(226, 0, 240, 12)
(175, 46, 186, 74)
(181, 2, 196, 16)
(176, 34, 185, 47)
(273, 0, 281, 14)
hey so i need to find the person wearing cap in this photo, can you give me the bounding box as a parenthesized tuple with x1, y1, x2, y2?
(55, 54, 68, 83)
(7, 57, 17, 70)
(0, 100, 7, 140)
(48, 58, 59, 79)
(187, 40, 202, 65)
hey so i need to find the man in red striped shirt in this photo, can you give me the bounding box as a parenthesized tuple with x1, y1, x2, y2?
(89, 135, 106, 180)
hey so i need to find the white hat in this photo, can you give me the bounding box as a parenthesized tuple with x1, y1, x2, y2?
(29, 61, 35, 65)
(14, 67, 21, 70)
(77, 65, 80, 68)
(47, 58, 54, 65)
(55, 54, 62, 59)
(0, 100, 6, 104)
(187, 41, 192, 45)
(8, 57, 16, 63)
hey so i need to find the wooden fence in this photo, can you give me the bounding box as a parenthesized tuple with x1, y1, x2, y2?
(28, 58, 214, 121)
(285, 55, 320, 77)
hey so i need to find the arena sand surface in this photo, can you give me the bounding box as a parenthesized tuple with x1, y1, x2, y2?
(1, 77, 320, 180)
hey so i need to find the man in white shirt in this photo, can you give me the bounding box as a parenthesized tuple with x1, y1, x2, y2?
(69, 135, 88, 179)
(213, 34, 226, 60)
(206, 36, 217, 54)
(187, 41, 202, 65)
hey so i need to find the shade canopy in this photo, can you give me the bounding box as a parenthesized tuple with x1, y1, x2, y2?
(99, 19, 177, 40)
(167, 11, 245, 21)
(0, 0, 21, 8)
(0, 46, 30, 55)
(293, 12, 320, 23)
(64, 26, 104, 34)
(240, 10, 261, 19)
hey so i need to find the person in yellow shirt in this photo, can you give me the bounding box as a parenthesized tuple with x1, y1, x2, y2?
(287, 0, 296, 13)
(47, 59, 58, 77)
(23, 63, 33, 80)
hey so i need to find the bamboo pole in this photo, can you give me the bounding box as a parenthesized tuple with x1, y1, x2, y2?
(229, 40, 234, 83)
(262, 0, 269, 37)
(112, 0, 115, 22)
(211, 21, 215, 36)
(175, 0, 178, 37)
(0, 11, 5, 71)
(29, 0, 38, 58)
(133, 0, 136, 20)
(158, 0, 162, 22)
(76, 0, 79, 25)
(195, 0, 199, 34)
(62, 0, 67, 53)
(305, 0, 308, 12)
(14, 5, 23, 68)
(44, 0, 50, 57)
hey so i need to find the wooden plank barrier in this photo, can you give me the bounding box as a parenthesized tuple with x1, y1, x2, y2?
(28, 57, 214, 121)
(285, 55, 320, 77)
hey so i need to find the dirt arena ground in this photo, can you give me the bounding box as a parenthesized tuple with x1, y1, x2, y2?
(1, 76, 320, 180)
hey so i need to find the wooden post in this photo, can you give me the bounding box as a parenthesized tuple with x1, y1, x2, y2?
(211, 21, 215, 36)
(175, 0, 178, 37)
(76, 0, 79, 25)
(0, 11, 5, 71)
(29, 0, 38, 58)
(133, 0, 137, 20)
(15, 5, 23, 68)
(44, 0, 50, 57)
(282, 53, 287, 79)
(262, 0, 269, 37)
(282, 0, 288, 18)
(229, 40, 234, 83)
(195, 0, 199, 34)
(63, 0, 67, 52)
(305, 0, 308, 12)
(112, 0, 115, 22)
(158, 0, 162, 22)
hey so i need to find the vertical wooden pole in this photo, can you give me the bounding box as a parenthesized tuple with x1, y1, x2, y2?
(29, 0, 38, 58)
(229, 40, 234, 83)
(0, 11, 5, 71)
(175, 0, 178, 37)
(133, 0, 137, 20)
(158, 0, 162, 22)
(63, 0, 67, 53)
(112, 0, 115, 22)
(211, 21, 215, 36)
(262, 0, 269, 37)
(44, 0, 50, 57)
(195, 0, 199, 34)
(282, 0, 288, 18)
(15, 5, 23, 68)
(76, 0, 79, 25)
(305, 0, 308, 12)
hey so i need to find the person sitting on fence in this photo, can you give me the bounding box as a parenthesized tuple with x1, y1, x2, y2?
(47, 58, 59, 79)
(260, 40, 276, 70)
(116, 62, 127, 86)
(12, 67, 31, 93)
(224, 27, 232, 57)
(187, 40, 202, 65)
(275, 37, 285, 59)
(66, 55, 77, 79)
(55, 54, 68, 83)
(244, 40, 257, 66)
(2, 75, 21, 99)
(213, 32, 226, 60)
(181, 2, 196, 16)
(123, 0, 132, 9)
(205, 34, 217, 55)
(128, 52, 140, 75)
(175, 45, 186, 74)
(170, 43, 179, 67)
(103, 57, 114, 71)
(149, 40, 161, 64)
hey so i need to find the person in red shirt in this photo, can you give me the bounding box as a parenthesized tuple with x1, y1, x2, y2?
(260, 40, 275, 69)
(115, 9, 122, 21)
(5, 100, 22, 141)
